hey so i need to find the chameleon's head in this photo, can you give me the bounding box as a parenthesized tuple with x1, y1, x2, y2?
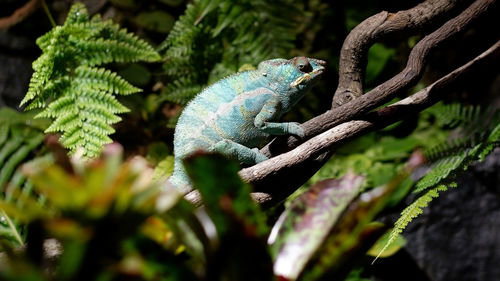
(258, 56, 326, 92)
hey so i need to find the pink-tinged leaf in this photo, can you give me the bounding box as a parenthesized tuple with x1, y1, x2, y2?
(298, 151, 425, 281)
(268, 172, 364, 280)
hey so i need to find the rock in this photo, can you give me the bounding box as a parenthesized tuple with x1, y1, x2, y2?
(403, 148, 500, 281)
(0, 31, 36, 108)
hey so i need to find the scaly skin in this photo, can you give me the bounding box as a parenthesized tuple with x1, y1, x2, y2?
(169, 57, 326, 193)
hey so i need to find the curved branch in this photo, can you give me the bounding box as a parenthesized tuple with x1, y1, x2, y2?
(245, 40, 499, 205)
(262, 0, 497, 158)
(332, 0, 470, 107)
(0, 0, 40, 30)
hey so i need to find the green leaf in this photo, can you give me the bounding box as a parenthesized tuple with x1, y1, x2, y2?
(365, 43, 396, 85)
(0, 135, 45, 187)
(153, 156, 175, 180)
(299, 152, 424, 280)
(118, 63, 152, 87)
(367, 229, 406, 258)
(183, 153, 273, 280)
(135, 11, 175, 33)
(183, 153, 267, 237)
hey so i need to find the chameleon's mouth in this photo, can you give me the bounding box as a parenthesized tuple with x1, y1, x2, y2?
(290, 66, 325, 88)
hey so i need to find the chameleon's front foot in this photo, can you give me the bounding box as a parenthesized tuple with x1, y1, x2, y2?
(287, 122, 305, 138)
(254, 119, 305, 138)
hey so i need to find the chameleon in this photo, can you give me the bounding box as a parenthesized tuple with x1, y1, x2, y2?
(168, 56, 326, 194)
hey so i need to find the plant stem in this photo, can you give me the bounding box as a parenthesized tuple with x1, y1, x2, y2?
(41, 0, 56, 27)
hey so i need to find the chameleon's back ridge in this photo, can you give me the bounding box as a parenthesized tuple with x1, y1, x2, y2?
(168, 57, 326, 193)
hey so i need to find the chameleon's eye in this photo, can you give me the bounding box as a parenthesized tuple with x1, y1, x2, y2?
(297, 62, 313, 73)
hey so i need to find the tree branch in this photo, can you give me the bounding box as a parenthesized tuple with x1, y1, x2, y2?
(262, 0, 497, 158)
(0, 0, 40, 30)
(245, 39, 499, 205)
(332, 0, 470, 107)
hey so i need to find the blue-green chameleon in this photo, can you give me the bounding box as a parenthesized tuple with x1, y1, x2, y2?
(168, 57, 326, 193)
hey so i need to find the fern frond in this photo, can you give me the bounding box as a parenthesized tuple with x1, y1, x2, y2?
(37, 87, 128, 156)
(74, 66, 140, 95)
(0, 154, 52, 249)
(0, 108, 47, 249)
(21, 54, 55, 107)
(414, 145, 480, 193)
(416, 104, 500, 193)
(21, 3, 161, 158)
(0, 108, 47, 189)
(0, 135, 45, 187)
(76, 39, 159, 65)
(163, 78, 204, 104)
(64, 3, 89, 24)
(378, 104, 500, 257)
(161, 0, 300, 104)
(376, 184, 451, 261)
(428, 103, 482, 129)
(478, 121, 500, 160)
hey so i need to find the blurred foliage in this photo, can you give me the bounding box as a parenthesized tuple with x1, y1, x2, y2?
(270, 173, 365, 280)
(0, 108, 49, 188)
(0, 144, 187, 281)
(0, 147, 422, 281)
(367, 229, 406, 258)
(0, 108, 50, 251)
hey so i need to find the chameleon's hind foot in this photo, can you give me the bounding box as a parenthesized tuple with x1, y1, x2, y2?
(212, 139, 268, 165)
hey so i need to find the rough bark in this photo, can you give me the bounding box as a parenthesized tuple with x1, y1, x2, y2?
(332, 0, 471, 107)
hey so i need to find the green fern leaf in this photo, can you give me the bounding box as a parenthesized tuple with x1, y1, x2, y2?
(0, 126, 8, 145)
(21, 3, 161, 158)
(379, 104, 500, 257)
(416, 104, 500, 193)
(0, 109, 47, 249)
(160, 0, 300, 104)
(0, 135, 45, 187)
(74, 66, 140, 95)
(414, 152, 468, 193)
(163, 78, 204, 104)
(478, 122, 500, 160)
(375, 184, 450, 261)
(0, 108, 47, 189)
(428, 103, 482, 129)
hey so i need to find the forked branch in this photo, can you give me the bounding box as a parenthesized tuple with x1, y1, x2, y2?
(333, 0, 470, 107)
(248, 0, 498, 205)
(262, 0, 497, 158)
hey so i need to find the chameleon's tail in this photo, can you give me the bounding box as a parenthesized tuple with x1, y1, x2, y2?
(166, 159, 193, 194)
